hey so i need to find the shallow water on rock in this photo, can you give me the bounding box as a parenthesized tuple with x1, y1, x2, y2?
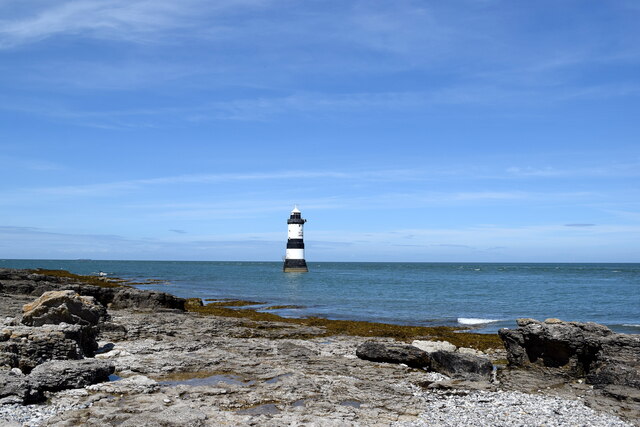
(340, 400, 362, 408)
(160, 374, 252, 387)
(236, 403, 281, 415)
(265, 373, 293, 384)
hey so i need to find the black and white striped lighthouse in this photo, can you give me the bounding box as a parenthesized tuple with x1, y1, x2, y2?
(283, 206, 308, 272)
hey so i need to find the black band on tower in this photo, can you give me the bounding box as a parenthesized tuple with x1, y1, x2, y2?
(283, 259, 308, 271)
(286, 239, 305, 249)
(287, 218, 306, 224)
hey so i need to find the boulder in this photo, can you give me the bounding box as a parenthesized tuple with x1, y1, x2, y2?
(356, 341, 431, 369)
(21, 290, 108, 327)
(0, 323, 97, 373)
(28, 359, 114, 393)
(428, 350, 493, 381)
(499, 318, 611, 374)
(499, 318, 640, 393)
(0, 369, 41, 404)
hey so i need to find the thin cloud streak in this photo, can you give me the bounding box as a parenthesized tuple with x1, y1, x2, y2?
(0, 0, 228, 48)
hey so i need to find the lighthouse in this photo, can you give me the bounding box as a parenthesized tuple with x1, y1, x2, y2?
(283, 206, 308, 272)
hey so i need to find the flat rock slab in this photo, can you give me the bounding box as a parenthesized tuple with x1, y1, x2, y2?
(429, 350, 493, 381)
(356, 341, 431, 369)
(29, 359, 115, 393)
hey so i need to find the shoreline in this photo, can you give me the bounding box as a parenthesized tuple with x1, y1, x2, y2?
(1, 268, 638, 426)
(1, 260, 638, 335)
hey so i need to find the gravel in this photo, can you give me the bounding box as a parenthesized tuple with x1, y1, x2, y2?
(0, 399, 88, 427)
(396, 389, 632, 427)
(2, 388, 631, 426)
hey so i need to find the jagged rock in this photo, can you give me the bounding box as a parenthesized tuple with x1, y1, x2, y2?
(21, 290, 108, 327)
(0, 268, 186, 312)
(0, 324, 97, 373)
(0, 370, 41, 404)
(428, 350, 493, 381)
(499, 318, 611, 374)
(28, 359, 114, 393)
(109, 288, 185, 311)
(587, 333, 640, 390)
(499, 318, 640, 397)
(355, 341, 431, 369)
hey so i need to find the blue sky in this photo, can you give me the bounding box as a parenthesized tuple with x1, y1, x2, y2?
(1, 0, 639, 262)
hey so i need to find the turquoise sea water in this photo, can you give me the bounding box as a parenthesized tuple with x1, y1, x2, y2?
(1, 259, 638, 334)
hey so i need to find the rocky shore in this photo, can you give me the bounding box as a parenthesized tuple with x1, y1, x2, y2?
(1, 268, 638, 426)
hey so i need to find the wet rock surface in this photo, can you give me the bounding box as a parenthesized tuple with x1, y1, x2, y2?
(0, 270, 638, 426)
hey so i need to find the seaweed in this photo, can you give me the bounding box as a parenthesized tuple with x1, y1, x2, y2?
(186, 299, 504, 351)
(30, 269, 128, 288)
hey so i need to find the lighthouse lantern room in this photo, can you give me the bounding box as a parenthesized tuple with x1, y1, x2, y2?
(283, 206, 308, 272)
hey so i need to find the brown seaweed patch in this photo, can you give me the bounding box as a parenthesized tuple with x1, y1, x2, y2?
(127, 279, 170, 285)
(186, 300, 503, 351)
(31, 269, 129, 288)
(150, 370, 233, 382)
(261, 305, 305, 310)
(203, 299, 265, 307)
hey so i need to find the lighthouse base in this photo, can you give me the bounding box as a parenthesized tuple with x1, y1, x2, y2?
(283, 258, 308, 273)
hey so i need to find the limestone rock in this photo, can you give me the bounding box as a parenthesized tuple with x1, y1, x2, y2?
(0, 268, 186, 312)
(0, 324, 97, 372)
(587, 333, 640, 390)
(411, 340, 456, 353)
(21, 290, 107, 327)
(109, 288, 185, 311)
(355, 341, 431, 369)
(429, 350, 493, 381)
(28, 359, 114, 393)
(499, 318, 640, 397)
(277, 341, 318, 358)
(0, 369, 41, 404)
(86, 374, 158, 394)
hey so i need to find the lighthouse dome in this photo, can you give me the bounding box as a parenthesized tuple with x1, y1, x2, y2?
(291, 205, 301, 214)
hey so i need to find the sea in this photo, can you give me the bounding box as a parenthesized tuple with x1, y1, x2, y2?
(1, 260, 638, 334)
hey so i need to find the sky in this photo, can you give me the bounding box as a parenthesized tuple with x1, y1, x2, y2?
(0, 0, 639, 262)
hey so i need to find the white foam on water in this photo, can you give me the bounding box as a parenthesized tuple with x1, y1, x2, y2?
(622, 324, 640, 328)
(457, 317, 499, 325)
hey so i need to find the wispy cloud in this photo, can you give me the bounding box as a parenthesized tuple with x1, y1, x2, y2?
(8, 168, 433, 200)
(565, 223, 596, 227)
(0, 154, 64, 171)
(506, 162, 640, 178)
(0, 0, 212, 48)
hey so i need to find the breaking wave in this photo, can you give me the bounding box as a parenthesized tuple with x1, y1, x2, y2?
(457, 318, 500, 326)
